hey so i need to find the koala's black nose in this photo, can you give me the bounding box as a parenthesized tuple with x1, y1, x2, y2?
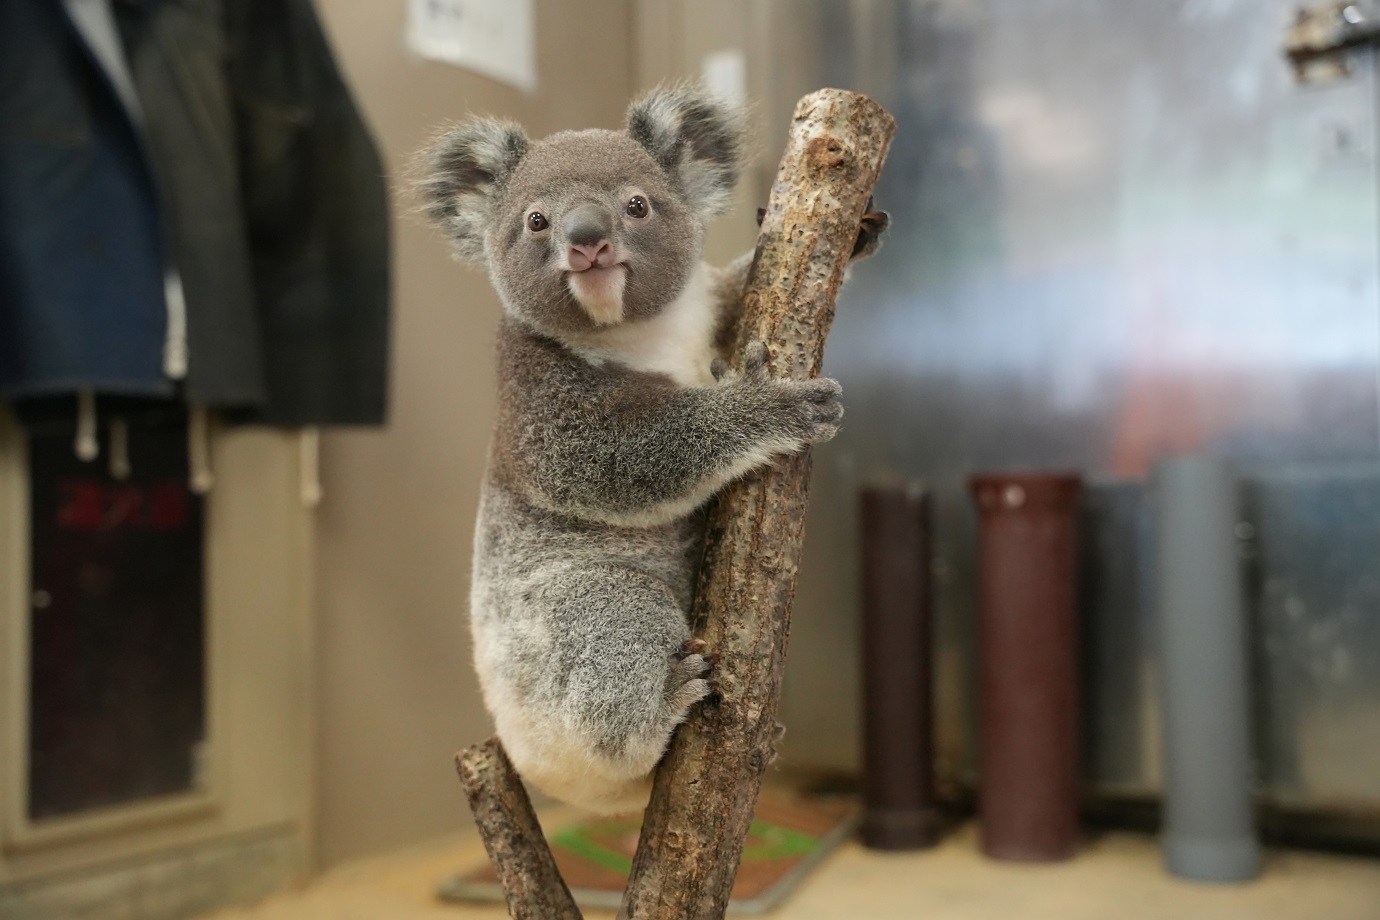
(563, 204, 612, 248)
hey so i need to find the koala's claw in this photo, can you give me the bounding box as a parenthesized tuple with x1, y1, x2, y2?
(852, 195, 890, 260)
(660, 638, 719, 725)
(676, 637, 708, 660)
(672, 652, 712, 680)
(743, 340, 771, 378)
(667, 677, 714, 715)
(666, 636, 720, 721)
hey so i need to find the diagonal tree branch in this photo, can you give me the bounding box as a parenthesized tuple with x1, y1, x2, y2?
(455, 739, 582, 920)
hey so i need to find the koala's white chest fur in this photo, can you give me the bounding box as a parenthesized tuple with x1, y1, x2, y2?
(564, 263, 717, 386)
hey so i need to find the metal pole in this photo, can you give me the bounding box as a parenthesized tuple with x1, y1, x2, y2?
(1153, 455, 1260, 882)
(859, 483, 938, 850)
(970, 472, 1083, 862)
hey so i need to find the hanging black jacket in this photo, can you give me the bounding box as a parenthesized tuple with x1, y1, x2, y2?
(0, 0, 391, 426)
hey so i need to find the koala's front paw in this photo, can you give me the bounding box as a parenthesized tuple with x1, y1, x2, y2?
(852, 196, 890, 260)
(744, 341, 844, 444)
(784, 376, 844, 444)
(767, 375, 839, 446)
(735, 340, 844, 446)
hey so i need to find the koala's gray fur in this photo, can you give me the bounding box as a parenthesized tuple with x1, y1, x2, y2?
(422, 85, 883, 814)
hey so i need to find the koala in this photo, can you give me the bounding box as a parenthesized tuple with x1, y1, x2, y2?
(421, 85, 886, 814)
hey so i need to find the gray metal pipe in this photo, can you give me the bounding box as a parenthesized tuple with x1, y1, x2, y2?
(1153, 455, 1260, 882)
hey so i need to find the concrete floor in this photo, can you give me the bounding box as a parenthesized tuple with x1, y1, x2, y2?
(194, 817, 1380, 920)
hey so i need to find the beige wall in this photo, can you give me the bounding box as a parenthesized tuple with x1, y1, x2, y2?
(0, 419, 315, 905)
(633, 0, 759, 264)
(311, 0, 635, 868)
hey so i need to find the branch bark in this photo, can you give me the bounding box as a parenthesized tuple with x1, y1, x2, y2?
(618, 89, 896, 920)
(455, 739, 582, 920)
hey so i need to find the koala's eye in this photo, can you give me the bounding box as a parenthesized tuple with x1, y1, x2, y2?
(527, 211, 549, 233)
(625, 195, 649, 219)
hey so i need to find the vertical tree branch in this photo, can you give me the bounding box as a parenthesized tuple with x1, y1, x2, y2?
(455, 739, 583, 920)
(618, 90, 896, 920)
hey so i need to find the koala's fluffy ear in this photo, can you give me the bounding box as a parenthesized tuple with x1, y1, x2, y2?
(420, 118, 529, 262)
(626, 85, 746, 218)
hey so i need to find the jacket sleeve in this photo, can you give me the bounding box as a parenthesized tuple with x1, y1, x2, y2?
(230, 0, 391, 426)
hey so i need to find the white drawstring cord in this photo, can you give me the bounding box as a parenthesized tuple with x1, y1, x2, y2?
(299, 427, 322, 508)
(75, 389, 99, 461)
(163, 272, 189, 380)
(109, 417, 131, 480)
(188, 406, 214, 494)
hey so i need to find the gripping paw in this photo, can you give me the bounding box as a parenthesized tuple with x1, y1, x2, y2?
(780, 376, 844, 444)
(665, 640, 715, 717)
(852, 196, 890, 260)
(755, 197, 889, 261)
(713, 340, 769, 384)
(730, 339, 844, 446)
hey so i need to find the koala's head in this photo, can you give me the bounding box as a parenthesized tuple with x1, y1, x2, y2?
(421, 85, 745, 337)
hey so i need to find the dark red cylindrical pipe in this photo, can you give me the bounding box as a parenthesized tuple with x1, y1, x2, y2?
(858, 483, 937, 850)
(969, 472, 1083, 862)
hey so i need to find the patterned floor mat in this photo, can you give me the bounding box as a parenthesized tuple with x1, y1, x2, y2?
(438, 793, 859, 914)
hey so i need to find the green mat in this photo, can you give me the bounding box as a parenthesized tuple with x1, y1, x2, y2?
(438, 792, 859, 914)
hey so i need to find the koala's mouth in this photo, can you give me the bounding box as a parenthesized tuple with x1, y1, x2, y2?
(565, 263, 628, 326)
(569, 263, 625, 281)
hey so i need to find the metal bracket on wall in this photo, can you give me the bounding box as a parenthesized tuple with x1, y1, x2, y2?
(1287, 1, 1380, 82)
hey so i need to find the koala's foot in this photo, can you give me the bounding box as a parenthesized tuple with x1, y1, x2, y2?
(664, 641, 714, 717)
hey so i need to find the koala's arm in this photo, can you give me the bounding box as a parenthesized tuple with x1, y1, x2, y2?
(496, 331, 840, 527)
(708, 204, 891, 345)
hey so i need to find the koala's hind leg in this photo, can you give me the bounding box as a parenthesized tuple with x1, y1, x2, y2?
(546, 568, 714, 783)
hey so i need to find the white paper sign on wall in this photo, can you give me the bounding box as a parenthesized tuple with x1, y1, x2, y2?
(701, 49, 747, 106)
(406, 0, 537, 93)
